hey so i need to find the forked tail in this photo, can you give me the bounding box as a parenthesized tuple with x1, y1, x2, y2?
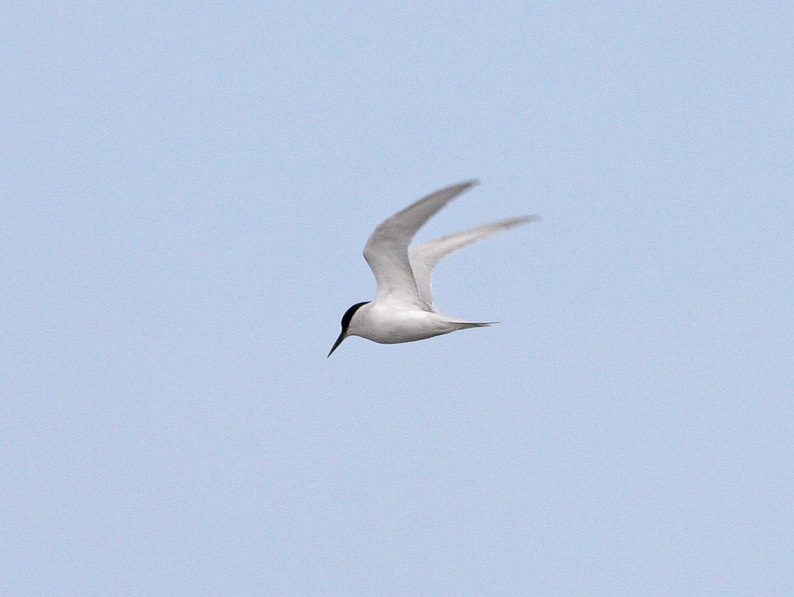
(457, 321, 499, 329)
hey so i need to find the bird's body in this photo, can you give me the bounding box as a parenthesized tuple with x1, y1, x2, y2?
(344, 300, 491, 345)
(328, 180, 538, 356)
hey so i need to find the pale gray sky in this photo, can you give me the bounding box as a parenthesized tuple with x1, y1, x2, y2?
(2, 3, 792, 595)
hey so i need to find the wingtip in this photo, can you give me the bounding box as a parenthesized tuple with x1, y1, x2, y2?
(496, 214, 542, 229)
(448, 179, 480, 192)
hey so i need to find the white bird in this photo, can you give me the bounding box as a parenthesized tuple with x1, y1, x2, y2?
(328, 180, 539, 356)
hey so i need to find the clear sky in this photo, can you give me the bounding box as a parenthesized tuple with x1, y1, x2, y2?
(2, 3, 792, 596)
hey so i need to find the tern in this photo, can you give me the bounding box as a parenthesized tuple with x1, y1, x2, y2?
(328, 180, 539, 357)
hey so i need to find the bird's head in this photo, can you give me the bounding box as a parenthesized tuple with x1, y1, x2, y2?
(327, 301, 370, 357)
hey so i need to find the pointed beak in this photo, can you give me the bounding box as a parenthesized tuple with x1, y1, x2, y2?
(327, 329, 347, 357)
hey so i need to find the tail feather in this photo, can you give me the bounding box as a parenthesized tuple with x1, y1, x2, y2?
(456, 321, 499, 329)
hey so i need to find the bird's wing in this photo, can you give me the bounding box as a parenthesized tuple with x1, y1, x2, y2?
(363, 180, 479, 307)
(408, 215, 539, 308)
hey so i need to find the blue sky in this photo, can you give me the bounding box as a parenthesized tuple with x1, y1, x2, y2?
(2, 3, 792, 595)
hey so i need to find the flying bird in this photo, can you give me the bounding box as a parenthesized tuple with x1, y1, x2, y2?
(328, 180, 538, 356)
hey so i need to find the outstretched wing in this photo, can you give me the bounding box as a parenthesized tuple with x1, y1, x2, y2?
(408, 215, 539, 308)
(363, 180, 479, 308)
